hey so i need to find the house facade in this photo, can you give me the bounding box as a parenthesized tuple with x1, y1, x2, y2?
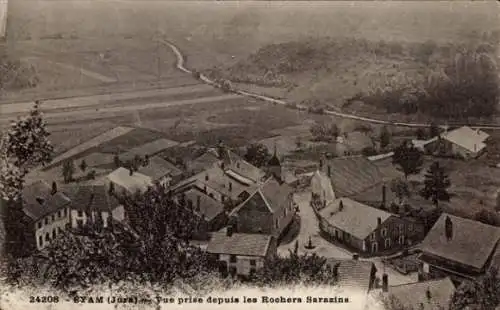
(21, 181, 72, 252)
(418, 213, 500, 285)
(318, 198, 425, 255)
(207, 229, 278, 277)
(310, 170, 336, 208)
(229, 178, 295, 239)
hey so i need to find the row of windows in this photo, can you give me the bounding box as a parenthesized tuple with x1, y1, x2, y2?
(228, 255, 256, 266)
(370, 223, 414, 240)
(37, 209, 68, 229)
(38, 226, 64, 248)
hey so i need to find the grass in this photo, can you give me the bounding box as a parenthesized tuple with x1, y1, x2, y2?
(97, 127, 169, 154)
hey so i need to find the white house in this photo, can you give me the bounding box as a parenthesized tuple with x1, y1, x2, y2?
(21, 181, 72, 251)
(207, 228, 277, 277)
(62, 185, 126, 229)
(310, 170, 336, 208)
(106, 167, 153, 196)
(423, 126, 490, 159)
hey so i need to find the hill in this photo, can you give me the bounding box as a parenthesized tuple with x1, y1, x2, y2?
(204, 34, 499, 121)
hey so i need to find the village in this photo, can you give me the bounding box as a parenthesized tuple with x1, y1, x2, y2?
(13, 111, 500, 309)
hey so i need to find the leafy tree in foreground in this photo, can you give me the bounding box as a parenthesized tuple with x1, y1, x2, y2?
(251, 242, 338, 286)
(392, 141, 424, 179)
(244, 143, 271, 168)
(420, 161, 451, 209)
(450, 268, 500, 310)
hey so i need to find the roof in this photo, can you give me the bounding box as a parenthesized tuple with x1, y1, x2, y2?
(106, 167, 153, 194)
(442, 126, 489, 153)
(319, 197, 393, 240)
(207, 231, 273, 257)
(189, 147, 242, 173)
(420, 213, 500, 270)
(136, 156, 183, 181)
(388, 278, 456, 310)
(61, 185, 120, 212)
(22, 181, 71, 220)
(321, 156, 386, 197)
(231, 178, 293, 216)
(174, 165, 258, 201)
(120, 138, 179, 162)
(182, 188, 225, 221)
(226, 160, 266, 183)
(412, 137, 438, 150)
(79, 152, 116, 168)
(326, 258, 375, 292)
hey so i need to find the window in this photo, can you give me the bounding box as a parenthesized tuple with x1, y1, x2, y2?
(45, 233, 50, 242)
(63, 208, 67, 217)
(381, 228, 388, 237)
(77, 220, 84, 229)
(52, 229, 56, 239)
(77, 210, 83, 217)
(38, 236, 43, 248)
(275, 219, 279, 229)
(250, 260, 256, 266)
(230, 255, 237, 263)
(37, 222, 42, 229)
(52, 214, 55, 221)
(58, 210, 62, 218)
(385, 238, 391, 248)
(250, 268, 256, 276)
(408, 224, 413, 232)
(45, 217, 49, 225)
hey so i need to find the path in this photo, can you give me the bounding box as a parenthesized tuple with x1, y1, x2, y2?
(161, 39, 500, 130)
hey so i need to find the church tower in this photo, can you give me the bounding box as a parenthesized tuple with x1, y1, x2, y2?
(268, 143, 282, 183)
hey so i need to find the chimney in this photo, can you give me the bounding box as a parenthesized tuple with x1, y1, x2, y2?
(382, 273, 389, 292)
(196, 195, 201, 211)
(377, 217, 382, 226)
(205, 174, 209, 181)
(382, 184, 387, 208)
(327, 165, 332, 178)
(226, 225, 233, 237)
(229, 182, 232, 192)
(129, 168, 133, 176)
(51, 181, 57, 195)
(445, 216, 453, 241)
(352, 253, 359, 260)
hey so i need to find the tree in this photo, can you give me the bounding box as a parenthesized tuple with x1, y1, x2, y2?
(62, 160, 75, 183)
(392, 141, 424, 179)
(390, 179, 411, 205)
(450, 268, 500, 310)
(87, 170, 96, 180)
(380, 126, 391, 149)
(310, 122, 339, 142)
(429, 122, 440, 138)
(473, 209, 500, 227)
(420, 161, 451, 208)
(0, 102, 54, 261)
(244, 143, 271, 168)
(415, 128, 426, 140)
(113, 154, 121, 168)
(79, 159, 87, 172)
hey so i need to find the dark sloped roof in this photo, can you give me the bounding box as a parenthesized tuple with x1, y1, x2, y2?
(420, 213, 500, 270)
(326, 259, 376, 292)
(226, 159, 266, 183)
(207, 231, 272, 257)
(321, 156, 386, 197)
(260, 178, 293, 213)
(137, 156, 183, 181)
(61, 185, 120, 212)
(183, 188, 224, 221)
(120, 138, 179, 162)
(388, 278, 455, 310)
(22, 181, 71, 220)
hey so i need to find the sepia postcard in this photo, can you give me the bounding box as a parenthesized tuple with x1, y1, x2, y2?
(0, 1, 499, 309)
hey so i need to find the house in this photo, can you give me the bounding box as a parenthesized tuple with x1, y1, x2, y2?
(106, 167, 153, 196)
(229, 178, 296, 239)
(318, 198, 425, 255)
(310, 170, 336, 208)
(21, 181, 72, 251)
(173, 161, 263, 206)
(188, 143, 242, 174)
(425, 126, 490, 159)
(136, 156, 184, 187)
(341, 131, 375, 155)
(319, 155, 390, 198)
(207, 228, 277, 277)
(418, 213, 500, 285)
(381, 277, 456, 310)
(61, 185, 126, 230)
(179, 188, 227, 238)
(326, 258, 377, 293)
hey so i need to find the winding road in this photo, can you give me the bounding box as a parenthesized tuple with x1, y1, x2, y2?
(161, 39, 500, 131)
